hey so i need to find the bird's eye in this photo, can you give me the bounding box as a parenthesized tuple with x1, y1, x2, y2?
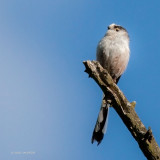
(115, 28, 120, 32)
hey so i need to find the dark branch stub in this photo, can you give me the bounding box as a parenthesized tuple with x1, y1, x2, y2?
(83, 60, 160, 160)
(144, 127, 153, 143)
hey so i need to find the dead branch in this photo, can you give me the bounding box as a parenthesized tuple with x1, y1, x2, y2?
(83, 60, 160, 160)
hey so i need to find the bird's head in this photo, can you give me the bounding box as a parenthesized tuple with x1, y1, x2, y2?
(106, 23, 129, 39)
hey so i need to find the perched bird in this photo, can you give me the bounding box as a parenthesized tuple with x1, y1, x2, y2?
(91, 23, 130, 145)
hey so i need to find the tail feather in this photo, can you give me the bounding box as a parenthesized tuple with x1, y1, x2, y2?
(91, 101, 109, 145)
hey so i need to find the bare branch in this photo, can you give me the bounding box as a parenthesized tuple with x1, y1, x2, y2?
(83, 60, 160, 160)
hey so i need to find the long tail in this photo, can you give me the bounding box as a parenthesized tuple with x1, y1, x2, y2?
(91, 99, 109, 145)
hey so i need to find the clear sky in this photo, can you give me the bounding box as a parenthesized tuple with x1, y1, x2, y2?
(0, 0, 160, 160)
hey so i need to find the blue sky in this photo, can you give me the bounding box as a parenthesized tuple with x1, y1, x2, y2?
(0, 0, 160, 159)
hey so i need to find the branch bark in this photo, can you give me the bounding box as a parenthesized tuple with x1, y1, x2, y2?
(83, 60, 160, 160)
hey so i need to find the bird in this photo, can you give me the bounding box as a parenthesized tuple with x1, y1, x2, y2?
(91, 23, 130, 145)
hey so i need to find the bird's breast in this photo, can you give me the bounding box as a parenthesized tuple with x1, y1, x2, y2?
(96, 36, 130, 80)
